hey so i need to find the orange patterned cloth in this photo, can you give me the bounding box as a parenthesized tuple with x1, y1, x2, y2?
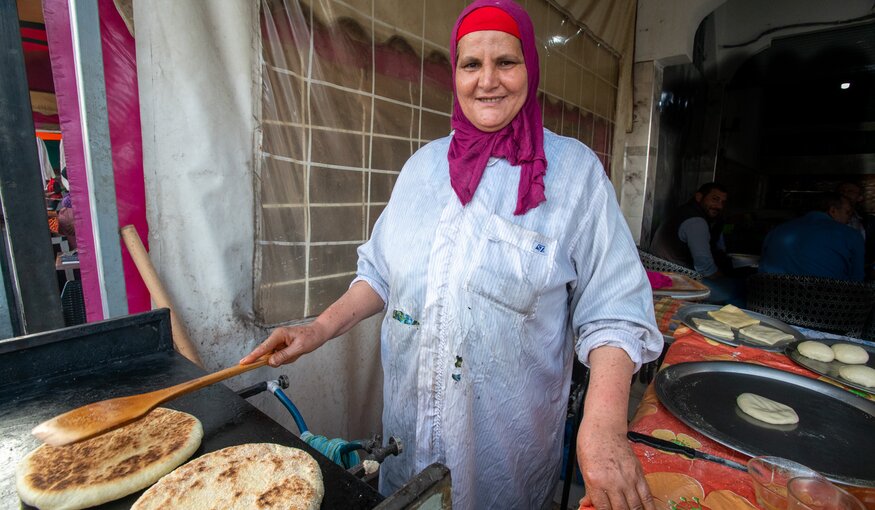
(654, 296, 684, 333)
(628, 304, 875, 509)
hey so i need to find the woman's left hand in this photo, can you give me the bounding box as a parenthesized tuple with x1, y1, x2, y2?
(576, 420, 655, 510)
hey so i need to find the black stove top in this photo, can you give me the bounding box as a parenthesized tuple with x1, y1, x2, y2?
(0, 309, 383, 509)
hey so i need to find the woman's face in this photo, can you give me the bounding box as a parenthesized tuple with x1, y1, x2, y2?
(455, 30, 528, 132)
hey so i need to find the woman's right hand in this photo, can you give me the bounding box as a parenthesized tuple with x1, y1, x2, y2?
(239, 322, 329, 367)
(240, 280, 385, 367)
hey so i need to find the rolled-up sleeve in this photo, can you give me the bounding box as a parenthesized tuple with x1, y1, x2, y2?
(353, 214, 390, 310)
(569, 173, 663, 372)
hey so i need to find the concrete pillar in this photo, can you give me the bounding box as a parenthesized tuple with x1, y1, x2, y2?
(619, 61, 663, 246)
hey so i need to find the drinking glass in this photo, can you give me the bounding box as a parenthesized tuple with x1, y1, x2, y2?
(747, 456, 823, 510)
(787, 477, 865, 510)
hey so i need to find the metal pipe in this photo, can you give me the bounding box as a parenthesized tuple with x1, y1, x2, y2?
(69, 0, 128, 318)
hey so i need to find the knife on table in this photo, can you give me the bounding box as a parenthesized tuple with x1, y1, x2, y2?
(627, 431, 748, 472)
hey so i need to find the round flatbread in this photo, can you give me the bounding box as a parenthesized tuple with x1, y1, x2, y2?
(736, 393, 799, 425)
(831, 344, 869, 365)
(839, 365, 875, 389)
(17, 408, 202, 510)
(132, 443, 323, 510)
(797, 341, 834, 363)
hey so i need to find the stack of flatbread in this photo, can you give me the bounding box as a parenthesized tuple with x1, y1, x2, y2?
(706, 304, 759, 329)
(17, 407, 202, 510)
(692, 305, 794, 346)
(692, 317, 734, 340)
(132, 443, 324, 510)
(739, 324, 794, 346)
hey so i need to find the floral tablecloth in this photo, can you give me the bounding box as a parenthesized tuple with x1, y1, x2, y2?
(629, 298, 875, 509)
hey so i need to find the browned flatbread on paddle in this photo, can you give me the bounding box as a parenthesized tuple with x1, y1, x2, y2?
(132, 443, 323, 510)
(17, 407, 202, 510)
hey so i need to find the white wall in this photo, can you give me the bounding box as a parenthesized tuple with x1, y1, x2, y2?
(635, 0, 873, 69)
(711, 0, 874, 79)
(135, 0, 383, 444)
(635, 0, 726, 64)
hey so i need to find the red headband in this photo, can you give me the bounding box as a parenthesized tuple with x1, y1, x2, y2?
(456, 6, 521, 42)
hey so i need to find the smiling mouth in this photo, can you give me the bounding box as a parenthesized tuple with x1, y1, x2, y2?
(477, 96, 505, 103)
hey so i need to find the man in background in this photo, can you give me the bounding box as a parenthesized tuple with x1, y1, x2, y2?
(759, 193, 864, 282)
(650, 183, 740, 303)
(651, 183, 730, 276)
(838, 181, 866, 240)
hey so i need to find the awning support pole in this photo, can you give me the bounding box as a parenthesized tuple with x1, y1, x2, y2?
(69, 0, 128, 318)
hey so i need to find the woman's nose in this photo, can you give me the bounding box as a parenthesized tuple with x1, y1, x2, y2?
(479, 64, 499, 89)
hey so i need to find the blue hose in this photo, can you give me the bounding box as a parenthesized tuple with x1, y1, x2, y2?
(269, 383, 362, 468)
(301, 432, 362, 468)
(270, 384, 308, 433)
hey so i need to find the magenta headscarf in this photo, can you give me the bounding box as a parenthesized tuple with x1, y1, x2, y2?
(449, 0, 547, 216)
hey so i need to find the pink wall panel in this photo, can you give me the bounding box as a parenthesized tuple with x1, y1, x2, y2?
(43, 0, 150, 320)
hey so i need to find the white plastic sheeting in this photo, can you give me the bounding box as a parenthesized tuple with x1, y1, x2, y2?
(134, 0, 383, 444)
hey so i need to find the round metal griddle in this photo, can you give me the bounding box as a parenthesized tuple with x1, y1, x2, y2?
(655, 361, 875, 487)
(676, 304, 803, 352)
(785, 338, 875, 395)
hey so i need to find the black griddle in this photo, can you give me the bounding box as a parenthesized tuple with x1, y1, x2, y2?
(0, 309, 384, 509)
(655, 361, 875, 487)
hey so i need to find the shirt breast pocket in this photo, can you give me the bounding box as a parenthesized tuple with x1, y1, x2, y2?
(464, 215, 556, 315)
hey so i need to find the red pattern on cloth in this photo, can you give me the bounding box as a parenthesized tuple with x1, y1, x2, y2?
(654, 296, 684, 333)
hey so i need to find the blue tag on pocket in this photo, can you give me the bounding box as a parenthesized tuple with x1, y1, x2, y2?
(533, 243, 546, 254)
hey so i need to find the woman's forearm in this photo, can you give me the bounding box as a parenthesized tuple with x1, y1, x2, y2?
(312, 280, 385, 340)
(582, 345, 634, 431)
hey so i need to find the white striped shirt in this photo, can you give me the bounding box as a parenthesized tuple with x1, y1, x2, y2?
(354, 129, 662, 509)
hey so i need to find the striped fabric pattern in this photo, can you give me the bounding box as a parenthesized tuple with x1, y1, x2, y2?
(354, 129, 662, 509)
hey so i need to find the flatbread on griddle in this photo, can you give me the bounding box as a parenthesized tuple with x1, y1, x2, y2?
(736, 393, 799, 425)
(132, 443, 323, 510)
(707, 304, 759, 329)
(17, 407, 202, 510)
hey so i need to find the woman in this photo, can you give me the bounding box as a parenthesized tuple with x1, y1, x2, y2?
(241, 1, 662, 508)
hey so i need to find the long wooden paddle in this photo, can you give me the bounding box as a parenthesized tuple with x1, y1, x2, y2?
(32, 356, 270, 447)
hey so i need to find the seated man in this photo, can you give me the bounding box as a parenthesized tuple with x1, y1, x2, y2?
(759, 193, 864, 282)
(650, 182, 739, 304)
(837, 181, 866, 240)
(651, 182, 732, 275)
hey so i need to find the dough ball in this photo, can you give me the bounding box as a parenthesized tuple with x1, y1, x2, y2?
(797, 341, 834, 363)
(839, 365, 875, 388)
(737, 393, 799, 425)
(831, 343, 869, 365)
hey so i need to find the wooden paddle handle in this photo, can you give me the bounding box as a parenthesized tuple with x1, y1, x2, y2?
(154, 356, 271, 403)
(120, 225, 204, 368)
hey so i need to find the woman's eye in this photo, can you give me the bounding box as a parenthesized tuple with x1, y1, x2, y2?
(462, 62, 479, 70)
(499, 60, 517, 68)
